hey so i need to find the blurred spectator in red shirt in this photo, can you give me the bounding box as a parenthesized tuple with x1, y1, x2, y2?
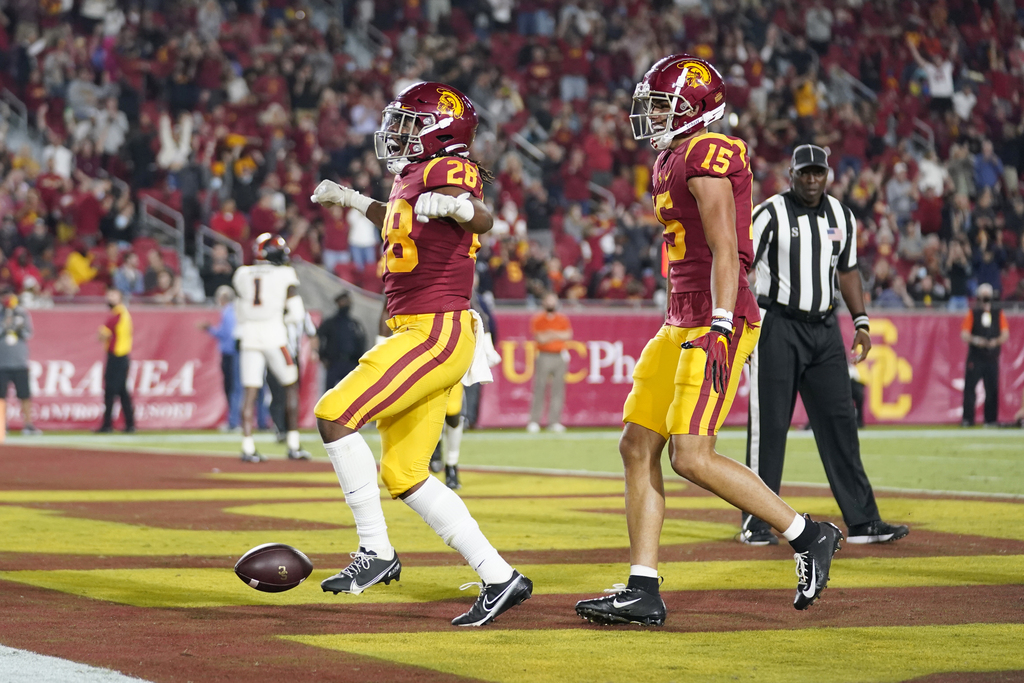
(561, 148, 591, 205)
(597, 261, 634, 300)
(210, 198, 248, 243)
(490, 240, 528, 300)
(320, 206, 350, 274)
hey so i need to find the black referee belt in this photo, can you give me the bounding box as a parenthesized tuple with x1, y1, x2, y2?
(759, 298, 834, 324)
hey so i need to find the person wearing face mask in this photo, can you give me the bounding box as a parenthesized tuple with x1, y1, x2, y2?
(317, 291, 366, 393)
(527, 291, 572, 433)
(961, 283, 1010, 427)
(96, 287, 135, 433)
(0, 293, 43, 435)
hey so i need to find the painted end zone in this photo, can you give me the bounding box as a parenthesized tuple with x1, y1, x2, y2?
(0, 445, 1022, 682)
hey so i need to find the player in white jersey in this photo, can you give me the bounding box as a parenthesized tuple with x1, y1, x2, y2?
(232, 233, 311, 462)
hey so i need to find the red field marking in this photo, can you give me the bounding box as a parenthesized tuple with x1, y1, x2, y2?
(0, 446, 337, 491)
(0, 582, 481, 683)
(1, 579, 1022, 683)
(17, 500, 347, 532)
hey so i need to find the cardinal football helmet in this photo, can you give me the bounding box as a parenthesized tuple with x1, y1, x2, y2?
(253, 233, 289, 265)
(630, 54, 727, 150)
(374, 82, 478, 174)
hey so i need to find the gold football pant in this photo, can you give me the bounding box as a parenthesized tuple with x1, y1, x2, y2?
(315, 310, 474, 496)
(623, 319, 760, 438)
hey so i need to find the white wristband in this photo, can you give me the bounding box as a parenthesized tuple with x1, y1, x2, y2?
(452, 192, 475, 223)
(349, 193, 374, 216)
(711, 308, 734, 335)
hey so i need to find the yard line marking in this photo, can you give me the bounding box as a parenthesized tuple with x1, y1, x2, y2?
(0, 645, 151, 683)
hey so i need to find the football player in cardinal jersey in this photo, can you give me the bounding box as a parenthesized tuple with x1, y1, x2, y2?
(310, 82, 532, 627)
(232, 233, 312, 462)
(574, 55, 842, 627)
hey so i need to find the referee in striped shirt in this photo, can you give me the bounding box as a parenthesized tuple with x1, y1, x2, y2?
(740, 145, 909, 546)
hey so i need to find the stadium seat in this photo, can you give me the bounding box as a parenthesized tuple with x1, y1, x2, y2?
(361, 263, 383, 293)
(160, 248, 180, 274)
(333, 262, 357, 285)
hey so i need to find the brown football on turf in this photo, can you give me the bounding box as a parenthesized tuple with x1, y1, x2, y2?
(234, 543, 313, 593)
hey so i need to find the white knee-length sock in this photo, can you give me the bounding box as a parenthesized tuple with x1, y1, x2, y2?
(325, 432, 394, 560)
(443, 417, 464, 466)
(403, 476, 513, 585)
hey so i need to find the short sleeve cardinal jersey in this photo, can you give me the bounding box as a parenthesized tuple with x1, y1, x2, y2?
(653, 132, 760, 327)
(381, 156, 486, 316)
(232, 263, 300, 348)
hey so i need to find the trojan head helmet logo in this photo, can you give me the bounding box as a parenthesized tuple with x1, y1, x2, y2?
(436, 88, 465, 118)
(677, 60, 712, 88)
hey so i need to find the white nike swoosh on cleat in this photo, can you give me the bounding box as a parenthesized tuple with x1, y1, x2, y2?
(482, 577, 521, 612)
(612, 597, 642, 608)
(348, 561, 398, 594)
(801, 565, 817, 598)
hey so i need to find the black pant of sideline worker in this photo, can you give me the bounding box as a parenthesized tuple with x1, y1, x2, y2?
(101, 353, 135, 432)
(963, 356, 1000, 425)
(744, 306, 879, 534)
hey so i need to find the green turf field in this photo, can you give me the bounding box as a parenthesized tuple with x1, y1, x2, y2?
(11, 425, 1024, 496)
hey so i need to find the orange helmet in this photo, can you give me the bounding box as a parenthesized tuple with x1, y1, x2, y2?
(630, 54, 726, 150)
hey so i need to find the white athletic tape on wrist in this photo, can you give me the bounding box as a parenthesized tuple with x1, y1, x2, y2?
(349, 192, 373, 216)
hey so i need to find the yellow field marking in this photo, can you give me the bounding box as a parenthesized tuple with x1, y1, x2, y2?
(2, 486, 1024, 556)
(2, 555, 1021, 608)
(0, 500, 731, 555)
(282, 624, 1024, 683)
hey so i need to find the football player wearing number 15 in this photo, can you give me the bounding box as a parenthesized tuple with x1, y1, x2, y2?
(309, 82, 532, 627)
(575, 55, 843, 627)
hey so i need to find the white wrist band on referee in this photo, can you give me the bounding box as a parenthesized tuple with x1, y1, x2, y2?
(852, 314, 870, 331)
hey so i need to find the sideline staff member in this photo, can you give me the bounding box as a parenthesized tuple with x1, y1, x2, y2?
(97, 287, 135, 433)
(961, 282, 1009, 426)
(743, 145, 908, 546)
(527, 291, 573, 433)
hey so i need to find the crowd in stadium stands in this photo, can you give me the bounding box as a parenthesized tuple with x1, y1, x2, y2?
(2, 0, 1024, 309)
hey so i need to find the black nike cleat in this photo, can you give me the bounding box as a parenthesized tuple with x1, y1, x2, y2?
(287, 448, 312, 461)
(793, 517, 843, 610)
(240, 451, 265, 463)
(575, 584, 667, 626)
(846, 520, 909, 544)
(445, 465, 461, 489)
(321, 548, 401, 595)
(451, 570, 533, 626)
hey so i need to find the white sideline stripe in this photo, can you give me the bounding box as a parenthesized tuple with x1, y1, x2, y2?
(0, 645, 151, 683)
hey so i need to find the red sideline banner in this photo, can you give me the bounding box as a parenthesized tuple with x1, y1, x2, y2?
(478, 310, 1024, 428)
(3, 306, 319, 431)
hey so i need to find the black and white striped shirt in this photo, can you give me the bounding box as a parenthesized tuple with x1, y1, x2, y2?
(751, 191, 858, 314)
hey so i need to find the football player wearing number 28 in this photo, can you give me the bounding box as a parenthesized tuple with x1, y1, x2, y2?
(575, 55, 843, 627)
(310, 82, 532, 627)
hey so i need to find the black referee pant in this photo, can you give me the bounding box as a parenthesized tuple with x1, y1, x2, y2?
(102, 353, 135, 431)
(744, 309, 879, 531)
